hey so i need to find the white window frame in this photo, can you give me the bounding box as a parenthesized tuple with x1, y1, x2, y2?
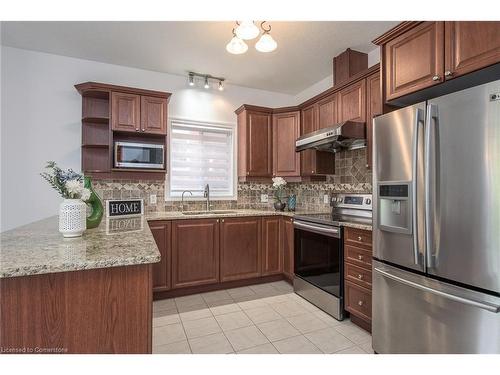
(165, 117, 237, 201)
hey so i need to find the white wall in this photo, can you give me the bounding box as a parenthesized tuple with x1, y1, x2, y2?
(0, 46, 295, 231)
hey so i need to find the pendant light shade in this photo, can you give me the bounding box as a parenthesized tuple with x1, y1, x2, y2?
(255, 32, 277, 53)
(226, 35, 248, 55)
(235, 21, 260, 40)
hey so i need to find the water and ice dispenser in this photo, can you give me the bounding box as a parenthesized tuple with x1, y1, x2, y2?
(377, 183, 412, 234)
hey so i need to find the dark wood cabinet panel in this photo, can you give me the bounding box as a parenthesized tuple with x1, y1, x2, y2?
(220, 217, 261, 282)
(0, 265, 152, 353)
(281, 217, 294, 280)
(345, 280, 372, 323)
(345, 227, 372, 250)
(445, 21, 500, 79)
(366, 72, 382, 168)
(247, 111, 273, 177)
(141, 96, 167, 135)
(317, 93, 339, 129)
(171, 219, 219, 288)
(300, 104, 318, 177)
(338, 79, 366, 123)
(384, 22, 444, 101)
(149, 221, 171, 292)
(111, 92, 141, 132)
(261, 217, 282, 276)
(273, 111, 301, 177)
(345, 262, 372, 290)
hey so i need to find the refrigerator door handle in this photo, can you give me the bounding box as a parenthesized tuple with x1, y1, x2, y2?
(412, 108, 425, 265)
(425, 104, 439, 269)
(374, 267, 500, 313)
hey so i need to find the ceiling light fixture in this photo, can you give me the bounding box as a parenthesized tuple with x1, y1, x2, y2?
(235, 21, 260, 40)
(187, 72, 226, 90)
(255, 22, 277, 53)
(226, 29, 248, 55)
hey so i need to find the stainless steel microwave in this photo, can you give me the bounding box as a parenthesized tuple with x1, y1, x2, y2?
(114, 141, 164, 169)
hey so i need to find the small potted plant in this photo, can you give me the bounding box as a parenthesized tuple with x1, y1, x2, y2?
(40, 161, 91, 237)
(272, 177, 287, 211)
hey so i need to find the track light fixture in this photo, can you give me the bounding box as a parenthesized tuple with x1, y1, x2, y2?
(187, 72, 226, 91)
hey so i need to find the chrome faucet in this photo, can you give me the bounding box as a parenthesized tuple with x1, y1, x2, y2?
(181, 190, 193, 212)
(204, 184, 210, 211)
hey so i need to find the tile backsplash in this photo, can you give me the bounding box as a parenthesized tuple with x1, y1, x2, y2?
(92, 148, 372, 214)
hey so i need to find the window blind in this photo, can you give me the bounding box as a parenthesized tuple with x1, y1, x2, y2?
(169, 121, 235, 198)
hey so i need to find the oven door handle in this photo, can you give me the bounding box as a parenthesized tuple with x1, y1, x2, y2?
(293, 221, 340, 238)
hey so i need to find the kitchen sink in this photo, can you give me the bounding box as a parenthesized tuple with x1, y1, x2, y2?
(181, 210, 238, 216)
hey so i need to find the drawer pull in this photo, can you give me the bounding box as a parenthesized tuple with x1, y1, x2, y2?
(358, 300, 364, 306)
(357, 274, 363, 280)
(358, 255, 363, 260)
(357, 236, 363, 241)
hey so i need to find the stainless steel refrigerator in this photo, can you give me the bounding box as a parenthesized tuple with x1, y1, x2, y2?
(372, 79, 500, 354)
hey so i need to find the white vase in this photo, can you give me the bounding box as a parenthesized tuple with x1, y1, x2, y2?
(59, 199, 87, 238)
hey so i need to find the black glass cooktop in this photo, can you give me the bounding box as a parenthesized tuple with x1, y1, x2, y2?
(294, 212, 372, 227)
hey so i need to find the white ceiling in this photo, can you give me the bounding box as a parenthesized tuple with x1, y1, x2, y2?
(1, 21, 397, 94)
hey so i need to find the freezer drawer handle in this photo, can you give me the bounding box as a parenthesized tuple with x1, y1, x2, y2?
(374, 267, 500, 313)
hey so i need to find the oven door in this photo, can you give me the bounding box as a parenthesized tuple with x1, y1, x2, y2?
(293, 220, 343, 298)
(114, 142, 164, 169)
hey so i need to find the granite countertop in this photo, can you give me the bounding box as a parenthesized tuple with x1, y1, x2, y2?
(0, 215, 160, 279)
(146, 209, 373, 231)
(1, 209, 372, 279)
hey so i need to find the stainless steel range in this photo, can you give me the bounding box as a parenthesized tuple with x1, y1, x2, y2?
(293, 193, 372, 320)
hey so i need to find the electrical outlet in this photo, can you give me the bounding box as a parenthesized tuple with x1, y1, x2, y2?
(150, 194, 157, 205)
(261, 194, 269, 203)
(324, 194, 329, 204)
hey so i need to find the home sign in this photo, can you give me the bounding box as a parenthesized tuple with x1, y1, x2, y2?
(106, 199, 144, 218)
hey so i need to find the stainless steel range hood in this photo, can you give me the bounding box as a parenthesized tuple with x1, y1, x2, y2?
(295, 121, 366, 153)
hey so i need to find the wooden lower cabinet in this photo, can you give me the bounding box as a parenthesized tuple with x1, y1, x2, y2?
(220, 217, 261, 282)
(171, 219, 220, 289)
(149, 221, 171, 292)
(0, 265, 152, 353)
(261, 217, 282, 276)
(344, 227, 373, 332)
(281, 217, 294, 280)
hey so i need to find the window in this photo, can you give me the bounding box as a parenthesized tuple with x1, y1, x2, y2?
(167, 119, 236, 200)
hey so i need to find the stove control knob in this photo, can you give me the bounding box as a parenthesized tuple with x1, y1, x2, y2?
(365, 198, 372, 205)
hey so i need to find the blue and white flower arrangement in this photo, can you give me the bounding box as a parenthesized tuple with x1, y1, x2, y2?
(40, 161, 91, 201)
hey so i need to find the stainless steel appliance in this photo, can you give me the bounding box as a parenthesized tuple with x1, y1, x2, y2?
(114, 141, 164, 169)
(295, 121, 366, 153)
(372, 80, 500, 354)
(293, 194, 372, 320)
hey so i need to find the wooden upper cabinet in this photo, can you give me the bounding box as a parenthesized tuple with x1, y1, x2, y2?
(220, 217, 261, 282)
(339, 79, 366, 122)
(149, 221, 171, 292)
(366, 72, 382, 169)
(317, 93, 339, 129)
(237, 107, 273, 179)
(111, 92, 141, 132)
(300, 104, 318, 177)
(141, 96, 167, 135)
(261, 217, 282, 276)
(445, 21, 500, 79)
(383, 22, 444, 101)
(171, 219, 219, 289)
(273, 111, 300, 177)
(281, 217, 294, 280)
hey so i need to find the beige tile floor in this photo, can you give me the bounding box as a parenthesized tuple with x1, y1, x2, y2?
(153, 281, 374, 354)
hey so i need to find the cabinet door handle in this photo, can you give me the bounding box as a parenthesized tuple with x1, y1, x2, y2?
(221, 219, 224, 223)
(311, 170, 315, 174)
(444, 70, 453, 77)
(135, 128, 139, 131)
(358, 300, 364, 306)
(358, 255, 363, 260)
(357, 236, 363, 241)
(216, 219, 219, 223)
(358, 274, 363, 279)
(141, 129, 145, 132)
(432, 75, 441, 82)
